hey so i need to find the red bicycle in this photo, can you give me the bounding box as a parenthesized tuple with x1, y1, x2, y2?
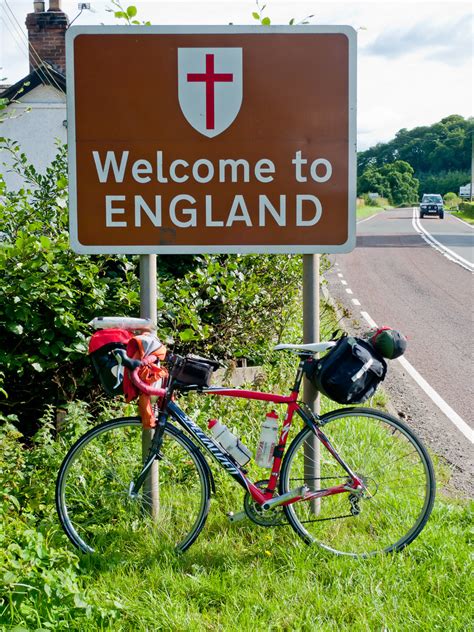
(56, 342, 435, 558)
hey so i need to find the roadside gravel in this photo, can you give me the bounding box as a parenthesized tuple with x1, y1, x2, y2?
(322, 285, 474, 499)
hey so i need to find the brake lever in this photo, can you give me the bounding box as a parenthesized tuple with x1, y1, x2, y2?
(113, 351, 124, 389)
(112, 348, 142, 371)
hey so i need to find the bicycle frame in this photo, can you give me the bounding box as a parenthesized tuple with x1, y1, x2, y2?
(164, 386, 364, 509)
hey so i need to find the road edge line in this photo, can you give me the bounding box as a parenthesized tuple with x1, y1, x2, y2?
(360, 310, 473, 444)
(412, 207, 474, 272)
(448, 211, 474, 229)
(357, 211, 385, 225)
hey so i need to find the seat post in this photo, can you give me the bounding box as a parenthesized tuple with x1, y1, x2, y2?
(291, 355, 311, 393)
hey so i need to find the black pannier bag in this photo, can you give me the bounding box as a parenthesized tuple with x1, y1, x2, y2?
(306, 336, 387, 405)
(88, 329, 132, 397)
(173, 354, 220, 388)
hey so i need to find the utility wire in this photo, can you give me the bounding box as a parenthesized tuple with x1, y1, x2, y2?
(2, 0, 59, 91)
(3, 0, 66, 95)
(1, 15, 31, 65)
(0, 9, 53, 90)
(5, 0, 66, 94)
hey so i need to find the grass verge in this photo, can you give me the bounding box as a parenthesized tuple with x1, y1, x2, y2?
(450, 209, 474, 225)
(1, 349, 472, 631)
(356, 205, 387, 221)
(1, 303, 471, 631)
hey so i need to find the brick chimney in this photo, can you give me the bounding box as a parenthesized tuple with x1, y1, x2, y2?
(25, 0, 69, 76)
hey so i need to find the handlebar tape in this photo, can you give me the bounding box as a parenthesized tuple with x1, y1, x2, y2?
(130, 366, 167, 398)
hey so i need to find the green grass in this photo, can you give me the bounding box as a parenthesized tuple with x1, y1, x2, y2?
(77, 496, 471, 632)
(356, 205, 386, 221)
(451, 208, 474, 225)
(1, 354, 472, 631)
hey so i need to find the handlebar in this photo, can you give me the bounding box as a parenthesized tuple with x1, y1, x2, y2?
(112, 348, 176, 398)
(130, 367, 167, 398)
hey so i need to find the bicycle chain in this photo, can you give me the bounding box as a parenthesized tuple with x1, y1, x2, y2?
(285, 477, 361, 524)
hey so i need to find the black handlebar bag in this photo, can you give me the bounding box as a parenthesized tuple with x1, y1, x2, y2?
(307, 336, 387, 405)
(173, 355, 220, 388)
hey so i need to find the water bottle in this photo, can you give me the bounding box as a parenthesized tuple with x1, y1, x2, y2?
(208, 419, 252, 466)
(89, 316, 155, 331)
(256, 410, 279, 468)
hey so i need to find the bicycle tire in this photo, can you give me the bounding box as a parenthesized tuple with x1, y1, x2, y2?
(280, 407, 436, 557)
(56, 417, 211, 556)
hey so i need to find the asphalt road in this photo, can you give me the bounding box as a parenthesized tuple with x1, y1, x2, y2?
(324, 207, 474, 496)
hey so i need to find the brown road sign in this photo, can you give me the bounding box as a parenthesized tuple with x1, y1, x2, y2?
(66, 26, 356, 254)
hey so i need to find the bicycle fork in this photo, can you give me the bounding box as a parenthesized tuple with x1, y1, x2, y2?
(128, 412, 168, 499)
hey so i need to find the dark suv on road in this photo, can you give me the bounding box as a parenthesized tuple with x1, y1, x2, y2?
(420, 194, 444, 219)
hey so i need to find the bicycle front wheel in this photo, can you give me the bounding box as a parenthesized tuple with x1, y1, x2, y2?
(280, 408, 435, 557)
(56, 417, 211, 556)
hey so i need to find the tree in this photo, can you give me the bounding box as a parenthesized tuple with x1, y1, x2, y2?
(358, 115, 473, 196)
(358, 160, 419, 206)
(358, 115, 473, 176)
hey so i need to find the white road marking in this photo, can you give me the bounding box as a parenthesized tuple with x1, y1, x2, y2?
(360, 310, 473, 443)
(357, 212, 383, 225)
(352, 298, 361, 306)
(341, 280, 347, 285)
(412, 208, 474, 272)
(345, 288, 353, 294)
(337, 273, 344, 278)
(448, 212, 474, 229)
(361, 311, 377, 327)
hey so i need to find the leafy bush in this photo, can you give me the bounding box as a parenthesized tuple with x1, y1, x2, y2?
(157, 253, 301, 363)
(0, 408, 99, 628)
(457, 201, 474, 222)
(443, 192, 461, 209)
(0, 140, 142, 434)
(0, 140, 303, 432)
(360, 193, 379, 207)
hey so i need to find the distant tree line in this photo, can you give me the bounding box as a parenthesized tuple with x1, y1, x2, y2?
(358, 114, 473, 204)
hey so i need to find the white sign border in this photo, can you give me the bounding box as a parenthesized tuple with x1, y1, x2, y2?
(66, 25, 357, 255)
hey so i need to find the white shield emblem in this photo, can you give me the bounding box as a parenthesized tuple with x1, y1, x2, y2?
(178, 48, 243, 138)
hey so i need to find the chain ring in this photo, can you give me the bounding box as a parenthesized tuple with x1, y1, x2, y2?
(243, 480, 286, 527)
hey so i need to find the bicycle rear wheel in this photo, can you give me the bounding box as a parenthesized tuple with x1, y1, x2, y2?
(280, 408, 435, 557)
(56, 417, 211, 556)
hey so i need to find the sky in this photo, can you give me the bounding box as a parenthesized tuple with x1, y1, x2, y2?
(1, 0, 472, 150)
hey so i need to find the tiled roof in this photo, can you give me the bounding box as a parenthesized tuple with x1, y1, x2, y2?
(0, 66, 66, 101)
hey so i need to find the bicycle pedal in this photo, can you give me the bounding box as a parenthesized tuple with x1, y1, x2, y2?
(227, 511, 247, 523)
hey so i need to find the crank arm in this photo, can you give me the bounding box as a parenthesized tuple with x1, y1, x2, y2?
(227, 511, 248, 523)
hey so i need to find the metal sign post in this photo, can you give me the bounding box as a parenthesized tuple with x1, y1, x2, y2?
(140, 254, 159, 517)
(303, 254, 320, 513)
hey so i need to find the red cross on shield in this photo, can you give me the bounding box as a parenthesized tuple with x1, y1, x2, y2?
(178, 48, 243, 138)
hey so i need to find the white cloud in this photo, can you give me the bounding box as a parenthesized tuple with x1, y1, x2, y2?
(1, 0, 472, 151)
(365, 13, 473, 66)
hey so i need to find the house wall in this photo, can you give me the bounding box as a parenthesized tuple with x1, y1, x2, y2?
(1, 84, 66, 190)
